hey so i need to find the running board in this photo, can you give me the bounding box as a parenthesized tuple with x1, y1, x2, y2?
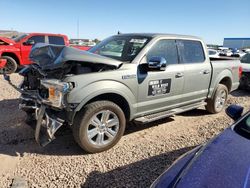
(134, 102, 207, 124)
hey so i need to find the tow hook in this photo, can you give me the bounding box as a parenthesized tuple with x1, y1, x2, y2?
(35, 105, 64, 147)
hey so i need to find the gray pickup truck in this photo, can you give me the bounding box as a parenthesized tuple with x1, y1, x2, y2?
(13, 33, 241, 153)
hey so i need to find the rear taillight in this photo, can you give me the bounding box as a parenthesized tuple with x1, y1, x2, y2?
(239, 66, 243, 78)
(0, 58, 7, 68)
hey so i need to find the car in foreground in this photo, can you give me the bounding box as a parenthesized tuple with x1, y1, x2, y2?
(4, 33, 241, 153)
(239, 53, 250, 90)
(151, 104, 250, 188)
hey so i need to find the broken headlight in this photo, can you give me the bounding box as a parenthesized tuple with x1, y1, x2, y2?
(41, 79, 73, 108)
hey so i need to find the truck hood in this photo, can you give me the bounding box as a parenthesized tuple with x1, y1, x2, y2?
(29, 43, 123, 70)
(0, 37, 16, 45)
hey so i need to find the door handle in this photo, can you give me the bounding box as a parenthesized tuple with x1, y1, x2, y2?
(202, 70, 210, 74)
(175, 72, 184, 78)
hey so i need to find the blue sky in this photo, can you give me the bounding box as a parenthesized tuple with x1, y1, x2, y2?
(0, 0, 249, 44)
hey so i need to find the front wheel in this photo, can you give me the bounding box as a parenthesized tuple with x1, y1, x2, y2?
(2, 56, 18, 74)
(72, 101, 126, 153)
(206, 84, 228, 114)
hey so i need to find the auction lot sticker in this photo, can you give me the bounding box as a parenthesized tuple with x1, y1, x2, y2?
(148, 79, 171, 96)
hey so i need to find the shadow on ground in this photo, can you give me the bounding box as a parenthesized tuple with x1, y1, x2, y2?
(231, 89, 250, 97)
(0, 99, 175, 156)
(180, 108, 208, 117)
(81, 146, 196, 187)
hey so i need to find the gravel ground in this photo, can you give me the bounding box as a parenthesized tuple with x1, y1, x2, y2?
(0, 74, 250, 187)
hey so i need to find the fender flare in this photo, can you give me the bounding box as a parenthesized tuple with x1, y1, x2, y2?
(209, 69, 233, 98)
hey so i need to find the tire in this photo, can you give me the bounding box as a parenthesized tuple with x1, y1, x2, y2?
(72, 100, 126, 153)
(205, 84, 228, 114)
(2, 56, 18, 74)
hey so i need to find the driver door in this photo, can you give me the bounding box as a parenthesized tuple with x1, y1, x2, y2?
(137, 39, 184, 115)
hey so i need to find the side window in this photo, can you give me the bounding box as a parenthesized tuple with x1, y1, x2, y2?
(147, 40, 178, 64)
(177, 40, 205, 63)
(48, 36, 65, 45)
(28, 36, 45, 43)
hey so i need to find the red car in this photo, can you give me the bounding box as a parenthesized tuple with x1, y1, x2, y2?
(0, 33, 90, 73)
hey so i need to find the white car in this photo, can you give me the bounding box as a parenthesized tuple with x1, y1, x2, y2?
(208, 49, 220, 58)
(232, 50, 246, 58)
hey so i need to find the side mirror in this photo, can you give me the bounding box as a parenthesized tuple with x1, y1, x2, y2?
(226, 105, 244, 121)
(148, 56, 167, 71)
(23, 40, 35, 46)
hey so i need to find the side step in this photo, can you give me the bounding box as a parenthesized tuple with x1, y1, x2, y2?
(134, 101, 207, 124)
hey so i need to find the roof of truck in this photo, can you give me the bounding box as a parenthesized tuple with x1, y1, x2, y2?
(116, 33, 202, 40)
(28, 32, 67, 36)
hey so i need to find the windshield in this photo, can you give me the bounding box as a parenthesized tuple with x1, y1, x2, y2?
(12, 34, 28, 42)
(89, 35, 151, 62)
(234, 112, 250, 139)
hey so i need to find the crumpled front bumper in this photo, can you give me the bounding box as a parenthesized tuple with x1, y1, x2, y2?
(3, 73, 67, 147)
(34, 105, 64, 146)
(20, 94, 65, 147)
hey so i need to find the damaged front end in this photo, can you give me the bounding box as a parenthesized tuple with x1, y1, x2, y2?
(17, 70, 73, 146)
(4, 43, 122, 147)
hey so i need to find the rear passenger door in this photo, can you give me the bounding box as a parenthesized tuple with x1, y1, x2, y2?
(176, 40, 211, 104)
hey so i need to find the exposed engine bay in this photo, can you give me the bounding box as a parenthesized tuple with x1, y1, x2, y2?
(18, 43, 123, 103)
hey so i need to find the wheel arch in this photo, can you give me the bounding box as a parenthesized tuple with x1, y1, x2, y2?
(209, 69, 233, 99)
(87, 93, 131, 120)
(1, 52, 21, 65)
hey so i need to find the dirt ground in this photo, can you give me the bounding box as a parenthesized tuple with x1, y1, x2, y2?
(0, 74, 250, 188)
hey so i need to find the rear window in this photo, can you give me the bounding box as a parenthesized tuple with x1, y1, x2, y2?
(234, 112, 250, 139)
(48, 36, 65, 45)
(177, 40, 205, 63)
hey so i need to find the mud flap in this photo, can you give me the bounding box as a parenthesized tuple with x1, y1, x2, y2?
(35, 105, 64, 147)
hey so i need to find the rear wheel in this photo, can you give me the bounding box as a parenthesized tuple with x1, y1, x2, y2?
(2, 56, 17, 74)
(72, 101, 126, 153)
(206, 84, 228, 114)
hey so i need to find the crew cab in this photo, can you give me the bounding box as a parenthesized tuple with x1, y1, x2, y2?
(10, 33, 241, 153)
(0, 33, 90, 73)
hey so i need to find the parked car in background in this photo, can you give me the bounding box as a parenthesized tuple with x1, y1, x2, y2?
(231, 50, 246, 58)
(11, 33, 241, 153)
(218, 48, 233, 57)
(70, 45, 90, 51)
(208, 49, 220, 58)
(151, 104, 250, 188)
(0, 33, 90, 73)
(239, 53, 250, 90)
